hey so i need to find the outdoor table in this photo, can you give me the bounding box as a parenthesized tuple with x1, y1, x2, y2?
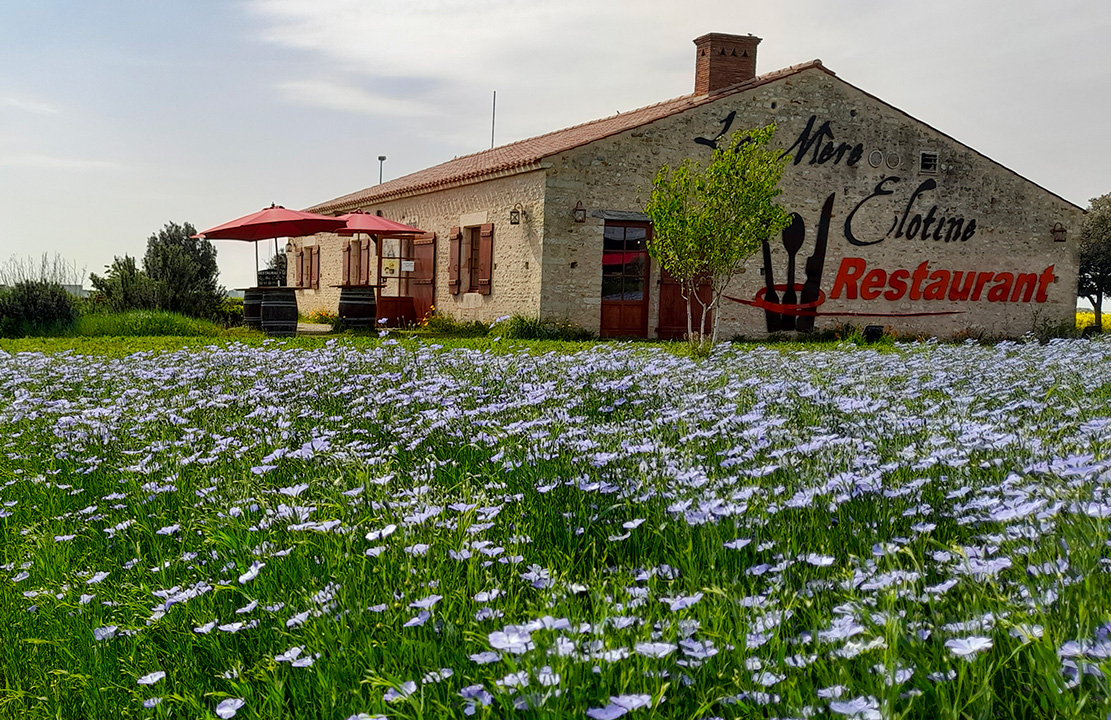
(331, 284, 384, 329)
(237, 286, 307, 336)
(198, 204, 347, 336)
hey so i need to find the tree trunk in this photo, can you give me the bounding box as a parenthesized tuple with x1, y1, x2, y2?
(710, 290, 721, 347)
(693, 283, 713, 354)
(697, 293, 708, 348)
(682, 285, 694, 347)
(1096, 292, 1104, 332)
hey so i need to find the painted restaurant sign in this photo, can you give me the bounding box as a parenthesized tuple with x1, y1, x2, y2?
(704, 113, 1059, 330)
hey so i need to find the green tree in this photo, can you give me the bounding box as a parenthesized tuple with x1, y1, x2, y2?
(89, 255, 160, 312)
(143, 221, 225, 318)
(1079, 193, 1111, 332)
(645, 124, 791, 353)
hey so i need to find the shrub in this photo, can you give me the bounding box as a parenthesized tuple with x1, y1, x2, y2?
(419, 309, 489, 337)
(0, 280, 78, 337)
(457, 320, 493, 337)
(88, 255, 160, 313)
(0, 253, 85, 288)
(499, 315, 596, 341)
(499, 315, 545, 338)
(213, 297, 244, 328)
(70, 311, 221, 337)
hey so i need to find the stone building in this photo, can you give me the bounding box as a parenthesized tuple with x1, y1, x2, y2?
(292, 32, 1084, 339)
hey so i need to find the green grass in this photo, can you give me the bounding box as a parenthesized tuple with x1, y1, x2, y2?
(2, 337, 1111, 718)
(68, 311, 223, 337)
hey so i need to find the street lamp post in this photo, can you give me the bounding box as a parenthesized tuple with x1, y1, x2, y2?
(378, 155, 386, 185)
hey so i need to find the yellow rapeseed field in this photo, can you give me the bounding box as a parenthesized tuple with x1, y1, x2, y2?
(1076, 309, 1111, 330)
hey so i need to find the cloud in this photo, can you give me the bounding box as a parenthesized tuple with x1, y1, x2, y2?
(275, 79, 432, 117)
(0, 154, 123, 170)
(0, 96, 60, 115)
(249, 0, 604, 79)
(245, 0, 710, 141)
(242, 0, 1111, 203)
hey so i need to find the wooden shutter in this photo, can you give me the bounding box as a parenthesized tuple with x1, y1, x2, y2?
(448, 226, 461, 295)
(295, 249, 304, 287)
(411, 233, 436, 320)
(310, 246, 320, 289)
(360, 238, 372, 285)
(342, 240, 351, 285)
(477, 223, 494, 295)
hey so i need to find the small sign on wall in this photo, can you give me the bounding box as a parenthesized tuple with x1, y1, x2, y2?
(401, 260, 415, 273)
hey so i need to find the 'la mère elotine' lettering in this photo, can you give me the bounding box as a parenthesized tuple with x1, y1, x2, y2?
(845, 177, 977, 247)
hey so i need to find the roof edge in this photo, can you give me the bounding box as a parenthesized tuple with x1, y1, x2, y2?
(308, 162, 547, 214)
(827, 73, 1085, 214)
(306, 60, 827, 213)
(526, 60, 830, 165)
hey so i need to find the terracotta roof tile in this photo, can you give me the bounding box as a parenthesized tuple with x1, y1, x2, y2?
(308, 61, 829, 213)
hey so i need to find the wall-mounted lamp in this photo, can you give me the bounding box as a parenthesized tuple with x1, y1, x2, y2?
(573, 201, 586, 223)
(285, 241, 295, 253)
(509, 203, 524, 225)
(1051, 222, 1067, 243)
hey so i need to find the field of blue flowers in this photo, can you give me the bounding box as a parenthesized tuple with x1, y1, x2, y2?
(2, 337, 1111, 719)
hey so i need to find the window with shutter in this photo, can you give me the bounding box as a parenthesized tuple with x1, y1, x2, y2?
(301, 248, 313, 290)
(448, 226, 461, 295)
(310, 246, 320, 289)
(477, 223, 493, 295)
(342, 240, 351, 285)
(295, 249, 304, 287)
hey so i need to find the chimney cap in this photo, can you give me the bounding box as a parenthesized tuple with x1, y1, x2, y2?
(693, 32, 762, 45)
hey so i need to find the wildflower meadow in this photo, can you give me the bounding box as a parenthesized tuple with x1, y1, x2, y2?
(2, 336, 1111, 719)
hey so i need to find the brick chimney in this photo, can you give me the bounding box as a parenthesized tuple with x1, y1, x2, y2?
(694, 32, 761, 95)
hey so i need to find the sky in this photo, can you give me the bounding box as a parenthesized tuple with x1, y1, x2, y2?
(1, 0, 1110, 291)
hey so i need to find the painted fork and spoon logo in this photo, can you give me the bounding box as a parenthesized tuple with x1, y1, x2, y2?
(757, 194, 833, 332)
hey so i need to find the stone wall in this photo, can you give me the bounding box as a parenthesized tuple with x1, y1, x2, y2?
(541, 66, 1083, 339)
(290, 170, 547, 323)
(284, 233, 340, 315)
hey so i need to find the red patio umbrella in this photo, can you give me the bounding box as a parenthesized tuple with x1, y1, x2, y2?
(336, 210, 423, 236)
(193, 204, 346, 287)
(194, 203, 345, 241)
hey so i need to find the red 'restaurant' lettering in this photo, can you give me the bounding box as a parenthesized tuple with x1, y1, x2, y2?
(829, 258, 1055, 303)
(830, 258, 866, 299)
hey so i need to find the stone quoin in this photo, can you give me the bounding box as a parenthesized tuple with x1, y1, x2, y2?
(289, 31, 1084, 339)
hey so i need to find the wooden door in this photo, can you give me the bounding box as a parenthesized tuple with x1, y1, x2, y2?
(657, 269, 713, 340)
(410, 232, 436, 320)
(599, 222, 650, 338)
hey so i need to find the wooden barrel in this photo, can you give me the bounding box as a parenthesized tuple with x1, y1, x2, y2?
(243, 289, 263, 331)
(260, 288, 298, 336)
(338, 286, 378, 330)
